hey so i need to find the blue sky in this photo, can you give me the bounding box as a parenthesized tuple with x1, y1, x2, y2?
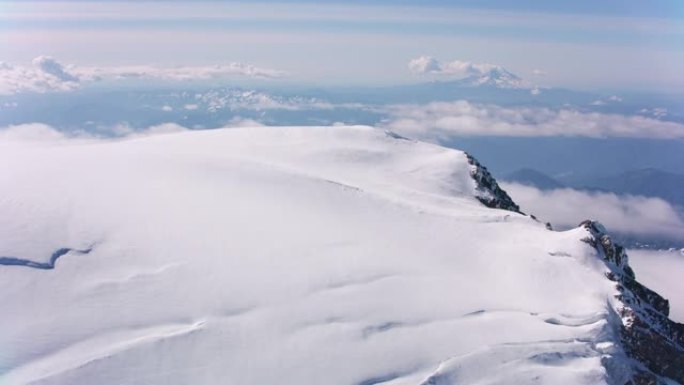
(1, 0, 684, 90)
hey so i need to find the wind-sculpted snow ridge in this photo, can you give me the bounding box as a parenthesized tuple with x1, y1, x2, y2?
(0, 125, 678, 385)
(580, 220, 684, 384)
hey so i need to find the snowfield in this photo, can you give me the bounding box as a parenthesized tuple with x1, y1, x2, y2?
(0, 126, 633, 384)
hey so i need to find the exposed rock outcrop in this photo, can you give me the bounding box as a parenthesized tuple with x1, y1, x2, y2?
(463, 156, 682, 383)
(581, 220, 684, 385)
(466, 153, 521, 213)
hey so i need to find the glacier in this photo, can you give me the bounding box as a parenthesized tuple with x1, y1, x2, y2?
(0, 125, 681, 384)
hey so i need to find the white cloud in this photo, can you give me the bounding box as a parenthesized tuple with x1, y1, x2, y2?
(501, 182, 684, 241)
(0, 123, 69, 142)
(32, 56, 79, 82)
(407, 56, 443, 75)
(382, 100, 684, 139)
(0, 57, 80, 94)
(591, 95, 623, 106)
(161, 105, 173, 112)
(0, 56, 286, 95)
(629, 249, 684, 322)
(532, 69, 546, 76)
(408, 56, 502, 77)
(640, 107, 668, 119)
(183, 104, 199, 111)
(77, 62, 286, 82)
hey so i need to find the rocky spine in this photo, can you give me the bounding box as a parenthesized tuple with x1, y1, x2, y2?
(581, 220, 684, 385)
(466, 153, 521, 213)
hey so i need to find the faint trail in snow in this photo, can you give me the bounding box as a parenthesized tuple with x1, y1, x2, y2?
(383, 130, 412, 141)
(87, 262, 184, 289)
(0, 247, 92, 270)
(541, 312, 607, 327)
(325, 179, 362, 192)
(362, 322, 405, 338)
(322, 273, 400, 291)
(357, 372, 405, 385)
(548, 251, 573, 258)
(213, 305, 255, 321)
(356, 364, 426, 385)
(314, 308, 609, 341)
(459, 308, 607, 328)
(461, 309, 488, 317)
(460, 308, 538, 318)
(418, 338, 609, 385)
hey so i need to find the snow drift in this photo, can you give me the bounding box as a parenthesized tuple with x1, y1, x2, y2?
(0, 125, 681, 384)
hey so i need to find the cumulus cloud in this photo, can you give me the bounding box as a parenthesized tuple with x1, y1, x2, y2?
(0, 123, 69, 142)
(407, 56, 443, 75)
(0, 57, 80, 94)
(628, 249, 684, 322)
(32, 56, 79, 82)
(382, 100, 684, 139)
(0, 56, 286, 95)
(502, 182, 684, 241)
(409, 56, 501, 77)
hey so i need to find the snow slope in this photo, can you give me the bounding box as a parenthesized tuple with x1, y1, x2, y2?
(0, 126, 642, 384)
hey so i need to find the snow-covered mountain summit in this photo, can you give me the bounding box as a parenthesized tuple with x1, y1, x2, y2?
(460, 66, 528, 89)
(0, 126, 681, 384)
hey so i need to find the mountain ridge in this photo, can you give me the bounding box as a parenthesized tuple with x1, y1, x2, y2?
(0, 125, 681, 384)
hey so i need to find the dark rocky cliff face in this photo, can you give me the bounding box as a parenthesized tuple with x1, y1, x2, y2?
(581, 220, 684, 385)
(466, 153, 521, 213)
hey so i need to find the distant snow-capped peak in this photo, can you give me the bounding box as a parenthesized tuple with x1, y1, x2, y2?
(407, 56, 537, 91)
(464, 66, 527, 89)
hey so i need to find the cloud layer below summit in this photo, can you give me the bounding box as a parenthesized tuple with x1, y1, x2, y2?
(502, 182, 684, 242)
(0, 56, 286, 94)
(383, 101, 684, 139)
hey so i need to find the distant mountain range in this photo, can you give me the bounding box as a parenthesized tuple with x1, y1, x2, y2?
(503, 167, 684, 208)
(2, 77, 682, 129)
(504, 168, 566, 190)
(580, 169, 684, 207)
